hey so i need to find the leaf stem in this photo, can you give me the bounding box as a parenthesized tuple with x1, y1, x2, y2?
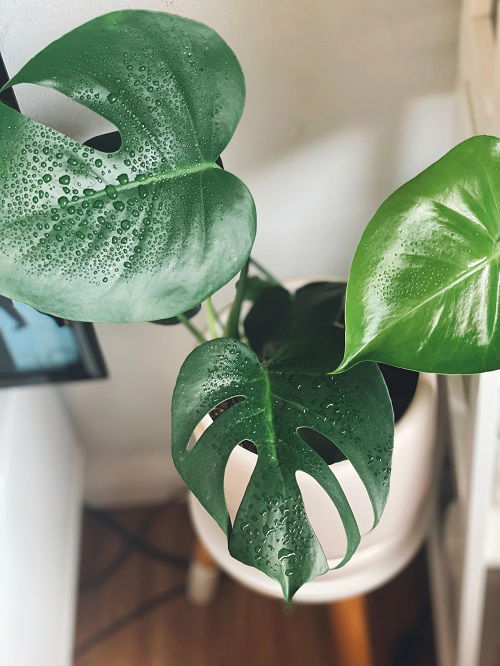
(224, 260, 250, 339)
(177, 313, 207, 344)
(204, 297, 221, 339)
(249, 257, 281, 286)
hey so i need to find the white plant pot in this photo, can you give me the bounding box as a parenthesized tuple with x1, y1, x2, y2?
(189, 276, 438, 603)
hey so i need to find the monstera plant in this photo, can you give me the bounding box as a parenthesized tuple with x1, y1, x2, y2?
(0, 10, 498, 600)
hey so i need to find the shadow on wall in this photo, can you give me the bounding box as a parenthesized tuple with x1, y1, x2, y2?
(217, 0, 459, 165)
(2, 0, 459, 276)
(3, 0, 458, 161)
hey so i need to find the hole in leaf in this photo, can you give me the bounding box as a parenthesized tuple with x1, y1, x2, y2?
(208, 396, 245, 421)
(186, 395, 246, 451)
(84, 130, 122, 154)
(297, 427, 346, 465)
(297, 428, 375, 532)
(295, 470, 348, 563)
(5, 83, 120, 147)
(186, 414, 213, 452)
(224, 443, 257, 527)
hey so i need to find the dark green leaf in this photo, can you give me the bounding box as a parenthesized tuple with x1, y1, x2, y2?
(244, 286, 293, 358)
(0, 10, 255, 322)
(293, 281, 345, 330)
(242, 275, 277, 302)
(338, 135, 500, 374)
(172, 326, 393, 600)
(244, 281, 346, 359)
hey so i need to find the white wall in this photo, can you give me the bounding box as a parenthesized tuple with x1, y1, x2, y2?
(1, 0, 459, 505)
(0, 387, 82, 665)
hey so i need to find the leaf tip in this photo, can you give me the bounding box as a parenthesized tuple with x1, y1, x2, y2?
(279, 576, 297, 603)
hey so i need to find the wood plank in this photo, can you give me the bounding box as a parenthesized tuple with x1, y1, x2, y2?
(329, 595, 374, 666)
(73, 502, 436, 666)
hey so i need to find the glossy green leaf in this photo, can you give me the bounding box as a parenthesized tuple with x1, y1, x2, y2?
(338, 135, 500, 374)
(0, 10, 255, 322)
(244, 281, 346, 359)
(172, 326, 393, 600)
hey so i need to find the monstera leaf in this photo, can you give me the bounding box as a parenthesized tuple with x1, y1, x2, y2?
(172, 326, 393, 600)
(0, 10, 255, 322)
(338, 135, 500, 374)
(244, 281, 346, 359)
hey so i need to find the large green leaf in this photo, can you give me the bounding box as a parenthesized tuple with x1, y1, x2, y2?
(172, 326, 393, 600)
(0, 10, 255, 322)
(338, 135, 500, 374)
(244, 281, 345, 359)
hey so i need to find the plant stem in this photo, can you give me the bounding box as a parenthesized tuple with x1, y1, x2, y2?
(177, 313, 207, 344)
(249, 257, 281, 285)
(204, 297, 221, 339)
(224, 260, 250, 339)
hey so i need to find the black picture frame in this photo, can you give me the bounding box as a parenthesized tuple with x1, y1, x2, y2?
(0, 53, 19, 111)
(0, 52, 108, 388)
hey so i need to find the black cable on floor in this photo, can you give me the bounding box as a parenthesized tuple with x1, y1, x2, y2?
(74, 583, 185, 659)
(389, 606, 435, 666)
(80, 537, 132, 592)
(85, 506, 189, 570)
(80, 504, 169, 591)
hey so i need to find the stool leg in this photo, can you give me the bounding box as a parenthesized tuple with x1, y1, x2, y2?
(186, 539, 220, 606)
(328, 595, 374, 666)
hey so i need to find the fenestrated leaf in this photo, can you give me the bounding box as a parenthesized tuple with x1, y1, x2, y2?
(337, 135, 500, 374)
(244, 281, 346, 359)
(0, 10, 255, 322)
(172, 326, 394, 600)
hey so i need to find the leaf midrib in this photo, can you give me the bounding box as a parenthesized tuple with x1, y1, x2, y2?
(270, 389, 327, 424)
(261, 370, 278, 462)
(65, 160, 220, 209)
(343, 243, 500, 366)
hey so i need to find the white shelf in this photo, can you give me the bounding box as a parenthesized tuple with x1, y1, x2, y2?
(427, 509, 455, 666)
(446, 375, 473, 501)
(485, 505, 500, 567)
(429, 371, 500, 666)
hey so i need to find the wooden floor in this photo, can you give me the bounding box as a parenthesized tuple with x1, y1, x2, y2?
(74, 500, 436, 666)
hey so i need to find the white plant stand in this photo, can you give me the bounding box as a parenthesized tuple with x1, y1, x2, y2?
(428, 371, 500, 666)
(190, 371, 439, 604)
